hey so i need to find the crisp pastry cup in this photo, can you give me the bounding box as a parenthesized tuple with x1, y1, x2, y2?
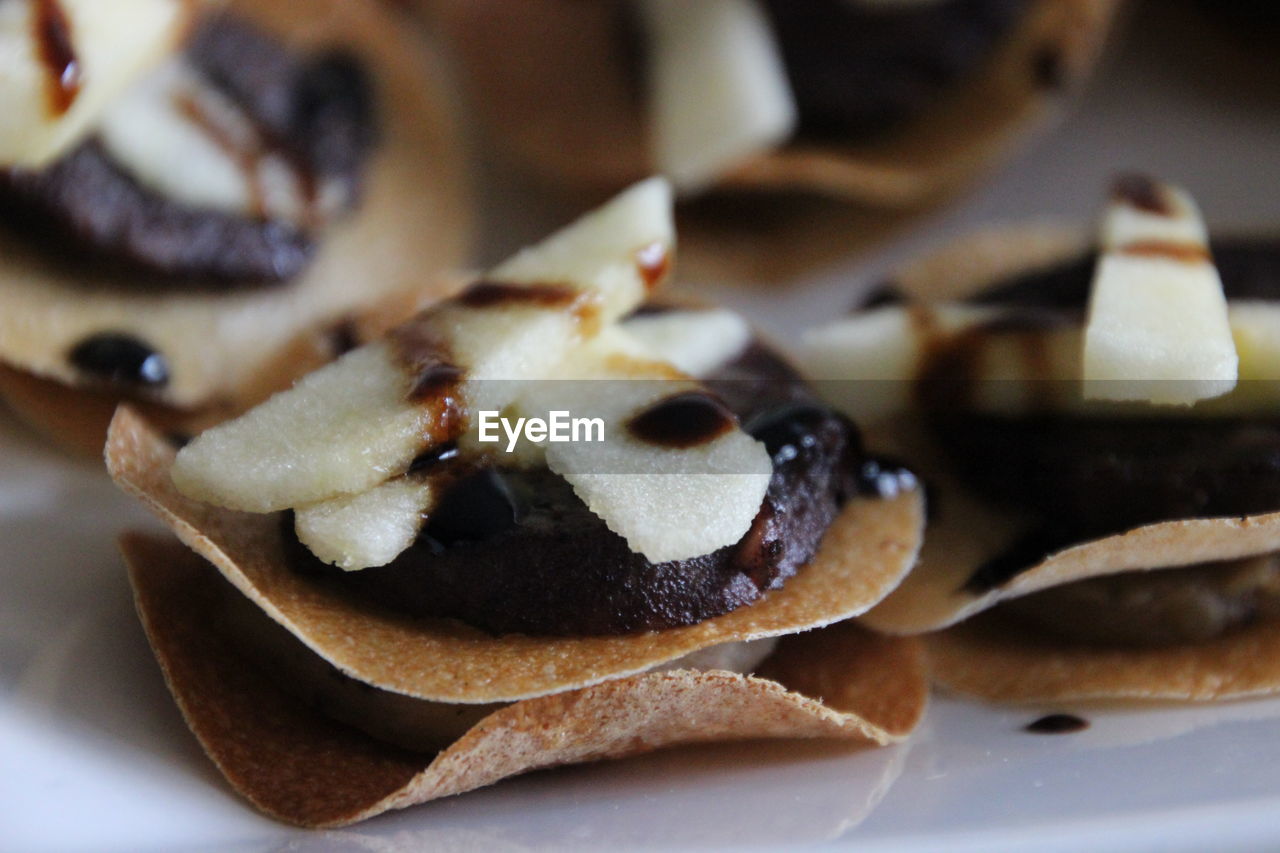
(106, 402, 928, 826)
(848, 225, 1280, 703)
(425, 0, 1117, 284)
(427, 0, 1118, 204)
(0, 0, 472, 452)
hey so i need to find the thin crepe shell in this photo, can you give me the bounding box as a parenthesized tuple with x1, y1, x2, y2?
(428, 0, 1119, 206)
(0, 0, 472, 413)
(106, 405, 926, 703)
(928, 612, 1280, 704)
(117, 516, 927, 828)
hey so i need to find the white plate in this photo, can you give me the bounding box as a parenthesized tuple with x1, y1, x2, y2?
(7, 3, 1280, 851)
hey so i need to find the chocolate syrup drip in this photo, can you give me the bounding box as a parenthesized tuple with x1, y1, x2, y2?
(390, 323, 466, 444)
(1112, 173, 1173, 216)
(408, 443, 460, 474)
(457, 281, 580, 310)
(634, 241, 670, 291)
(1120, 241, 1211, 263)
(1025, 714, 1089, 734)
(759, 0, 1031, 141)
(34, 0, 81, 116)
(68, 333, 169, 388)
(627, 392, 736, 449)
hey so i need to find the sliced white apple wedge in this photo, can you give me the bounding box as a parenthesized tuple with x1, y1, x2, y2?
(638, 0, 797, 193)
(516, 327, 771, 563)
(294, 476, 437, 571)
(489, 177, 675, 323)
(800, 303, 1006, 421)
(171, 342, 436, 512)
(174, 179, 676, 511)
(0, 0, 193, 167)
(620, 307, 753, 378)
(1083, 177, 1237, 406)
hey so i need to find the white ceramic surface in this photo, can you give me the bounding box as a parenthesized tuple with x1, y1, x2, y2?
(7, 2, 1280, 850)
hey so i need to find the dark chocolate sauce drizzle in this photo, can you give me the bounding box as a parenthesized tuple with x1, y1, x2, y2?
(1025, 713, 1089, 734)
(635, 241, 670, 291)
(389, 323, 466, 444)
(34, 0, 81, 116)
(457, 281, 579, 310)
(68, 332, 169, 388)
(627, 391, 736, 449)
(1112, 173, 1173, 216)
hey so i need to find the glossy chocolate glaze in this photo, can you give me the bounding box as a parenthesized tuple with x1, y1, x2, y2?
(68, 332, 169, 388)
(759, 0, 1031, 141)
(287, 341, 893, 636)
(0, 16, 376, 286)
(34, 0, 81, 116)
(1025, 714, 1088, 734)
(627, 391, 736, 449)
(925, 239, 1280, 593)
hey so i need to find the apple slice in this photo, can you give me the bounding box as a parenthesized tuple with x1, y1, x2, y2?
(1083, 176, 1237, 405)
(171, 342, 435, 512)
(620, 307, 752, 378)
(800, 303, 1003, 421)
(294, 476, 437, 571)
(0, 0, 193, 167)
(523, 330, 772, 563)
(638, 0, 796, 193)
(489, 176, 675, 324)
(173, 179, 675, 512)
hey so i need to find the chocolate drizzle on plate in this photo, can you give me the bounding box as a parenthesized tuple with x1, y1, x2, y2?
(1025, 713, 1088, 734)
(34, 0, 81, 116)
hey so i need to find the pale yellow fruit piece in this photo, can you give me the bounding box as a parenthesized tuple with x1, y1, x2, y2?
(1084, 179, 1236, 406)
(0, 0, 191, 166)
(639, 0, 796, 193)
(799, 304, 999, 421)
(490, 176, 675, 324)
(294, 477, 436, 571)
(528, 333, 771, 564)
(173, 179, 675, 512)
(172, 343, 430, 512)
(621, 308, 752, 378)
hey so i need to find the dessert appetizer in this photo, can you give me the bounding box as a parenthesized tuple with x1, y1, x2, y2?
(802, 174, 1280, 704)
(107, 179, 928, 827)
(0, 0, 469, 452)
(431, 0, 1118, 204)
